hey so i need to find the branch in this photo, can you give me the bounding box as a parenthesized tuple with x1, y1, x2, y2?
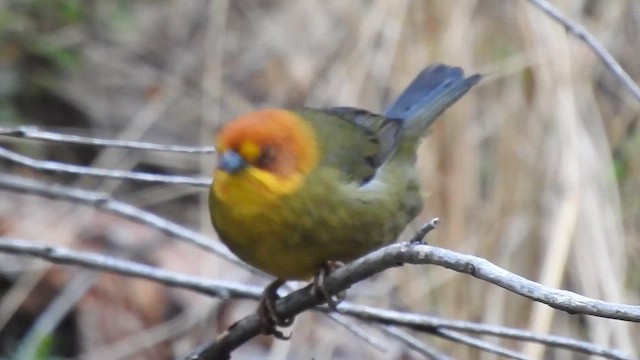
(379, 325, 535, 360)
(336, 302, 630, 360)
(0, 173, 388, 348)
(0, 126, 216, 154)
(0, 237, 630, 360)
(324, 314, 387, 353)
(0, 237, 510, 360)
(525, 0, 640, 103)
(431, 329, 529, 360)
(185, 242, 637, 360)
(0, 174, 243, 268)
(340, 244, 640, 322)
(0, 237, 259, 299)
(0, 147, 210, 187)
(380, 326, 453, 360)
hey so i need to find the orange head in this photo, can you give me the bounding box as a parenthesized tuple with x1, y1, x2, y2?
(212, 109, 319, 212)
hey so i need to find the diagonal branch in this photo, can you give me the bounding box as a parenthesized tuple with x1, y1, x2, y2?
(336, 244, 640, 322)
(0, 147, 210, 187)
(0, 173, 409, 351)
(0, 126, 216, 154)
(433, 329, 530, 360)
(0, 174, 240, 266)
(380, 326, 453, 360)
(182, 242, 638, 359)
(337, 303, 630, 360)
(524, 0, 640, 102)
(0, 237, 259, 299)
(0, 236, 632, 360)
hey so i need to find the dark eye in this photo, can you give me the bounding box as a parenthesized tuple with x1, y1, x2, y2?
(256, 147, 275, 168)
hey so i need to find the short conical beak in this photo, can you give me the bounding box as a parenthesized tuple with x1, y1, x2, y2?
(218, 150, 247, 174)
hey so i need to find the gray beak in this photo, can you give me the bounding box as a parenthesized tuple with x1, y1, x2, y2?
(218, 150, 247, 174)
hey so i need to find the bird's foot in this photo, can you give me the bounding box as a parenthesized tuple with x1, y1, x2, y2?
(312, 261, 345, 309)
(257, 279, 294, 340)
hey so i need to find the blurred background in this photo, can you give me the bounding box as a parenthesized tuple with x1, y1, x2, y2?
(1, 0, 639, 359)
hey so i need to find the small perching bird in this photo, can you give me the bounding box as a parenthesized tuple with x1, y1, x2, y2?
(209, 64, 481, 338)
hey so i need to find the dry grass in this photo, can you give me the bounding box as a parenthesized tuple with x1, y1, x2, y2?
(1, 0, 639, 359)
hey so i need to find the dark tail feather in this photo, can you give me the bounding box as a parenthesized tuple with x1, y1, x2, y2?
(384, 64, 481, 136)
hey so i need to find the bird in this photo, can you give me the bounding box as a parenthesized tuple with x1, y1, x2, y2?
(209, 64, 481, 338)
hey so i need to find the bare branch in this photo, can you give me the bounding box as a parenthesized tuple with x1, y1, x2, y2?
(337, 302, 631, 360)
(0, 237, 259, 300)
(325, 314, 388, 353)
(409, 217, 440, 243)
(525, 0, 640, 102)
(337, 244, 640, 322)
(380, 326, 452, 360)
(0, 147, 210, 187)
(184, 241, 636, 360)
(0, 236, 631, 360)
(0, 126, 216, 154)
(0, 174, 243, 268)
(433, 329, 530, 360)
(0, 173, 381, 349)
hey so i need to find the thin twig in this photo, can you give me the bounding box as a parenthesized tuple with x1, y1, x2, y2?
(0, 147, 210, 187)
(337, 302, 630, 360)
(325, 314, 387, 353)
(434, 329, 530, 360)
(380, 326, 452, 360)
(525, 0, 640, 103)
(0, 126, 216, 154)
(0, 237, 258, 299)
(0, 174, 240, 266)
(410, 217, 440, 243)
(0, 174, 402, 351)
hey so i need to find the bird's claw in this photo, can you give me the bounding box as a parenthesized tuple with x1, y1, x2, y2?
(312, 261, 345, 309)
(258, 279, 293, 340)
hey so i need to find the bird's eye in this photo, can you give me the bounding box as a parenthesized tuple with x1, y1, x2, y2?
(256, 147, 275, 168)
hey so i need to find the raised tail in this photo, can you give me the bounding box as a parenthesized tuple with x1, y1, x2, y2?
(385, 64, 481, 137)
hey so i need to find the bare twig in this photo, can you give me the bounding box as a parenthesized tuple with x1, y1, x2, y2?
(524, 0, 640, 102)
(337, 302, 631, 360)
(334, 244, 640, 322)
(0, 236, 631, 360)
(0, 174, 241, 266)
(0, 147, 210, 187)
(380, 326, 452, 360)
(409, 217, 440, 243)
(0, 175, 390, 353)
(0, 126, 216, 154)
(0, 237, 259, 299)
(434, 329, 530, 360)
(183, 241, 637, 359)
(325, 314, 387, 353)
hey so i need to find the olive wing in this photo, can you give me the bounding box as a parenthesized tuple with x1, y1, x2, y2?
(296, 107, 402, 185)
